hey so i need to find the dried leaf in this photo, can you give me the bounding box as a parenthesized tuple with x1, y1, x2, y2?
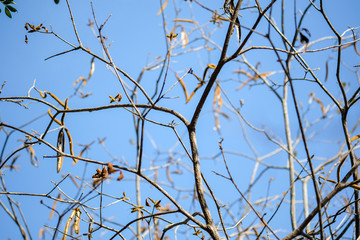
(103, 167, 109, 178)
(117, 170, 124, 181)
(157, 0, 168, 15)
(107, 162, 118, 174)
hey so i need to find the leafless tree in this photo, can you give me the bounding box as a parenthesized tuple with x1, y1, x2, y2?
(1, 0, 360, 239)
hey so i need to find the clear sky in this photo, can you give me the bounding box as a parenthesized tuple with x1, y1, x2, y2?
(1, 0, 360, 239)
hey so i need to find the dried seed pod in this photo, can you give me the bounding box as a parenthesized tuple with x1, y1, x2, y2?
(62, 208, 77, 240)
(73, 207, 81, 234)
(57, 128, 65, 173)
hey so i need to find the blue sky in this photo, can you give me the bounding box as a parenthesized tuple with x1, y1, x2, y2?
(1, 0, 360, 239)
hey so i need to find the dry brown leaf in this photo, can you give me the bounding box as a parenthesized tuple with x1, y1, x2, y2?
(107, 162, 118, 174)
(117, 170, 124, 181)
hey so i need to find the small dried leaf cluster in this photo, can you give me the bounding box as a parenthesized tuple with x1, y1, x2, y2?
(92, 162, 123, 186)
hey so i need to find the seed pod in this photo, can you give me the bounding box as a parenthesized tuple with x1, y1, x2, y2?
(62, 208, 77, 240)
(57, 128, 65, 173)
(73, 207, 81, 234)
